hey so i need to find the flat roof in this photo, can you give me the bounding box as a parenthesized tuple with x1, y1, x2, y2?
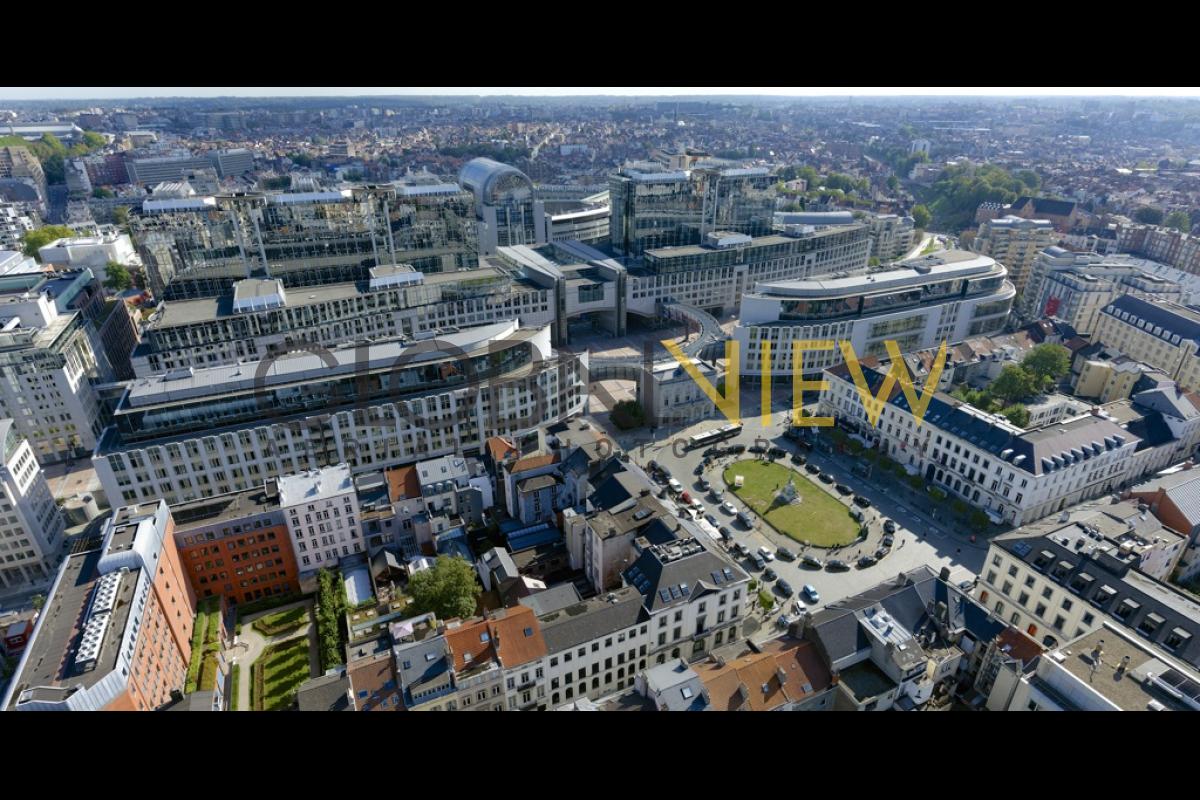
(171, 487, 279, 531)
(643, 228, 860, 259)
(754, 251, 999, 298)
(6, 550, 138, 709)
(1053, 625, 1200, 711)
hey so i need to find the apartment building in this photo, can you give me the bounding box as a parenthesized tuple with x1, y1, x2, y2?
(3, 501, 198, 711)
(132, 267, 552, 376)
(0, 147, 46, 203)
(866, 213, 915, 263)
(623, 537, 750, 663)
(1019, 247, 1200, 333)
(821, 362, 1139, 526)
(978, 512, 1200, 663)
(170, 485, 299, 605)
(275, 464, 361, 576)
(0, 203, 34, 252)
(1117, 223, 1200, 276)
(985, 623, 1200, 711)
(95, 321, 588, 507)
(0, 284, 105, 464)
(1093, 295, 1200, 392)
(0, 419, 66, 590)
(971, 215, 1057, 297)
(738, 251, 1014, 378)
(125, 154, 213, 186)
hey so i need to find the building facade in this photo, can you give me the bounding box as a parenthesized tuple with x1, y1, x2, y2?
(0, 420, 65, 590)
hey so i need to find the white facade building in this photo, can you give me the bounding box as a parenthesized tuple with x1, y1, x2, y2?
(276, 464, 361, 574)
(0, 419, 66, 589)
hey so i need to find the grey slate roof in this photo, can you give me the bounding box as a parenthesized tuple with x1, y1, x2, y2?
(537, 586, 647, 654)
(623, 538, 748, 614)
(519, 583, 582, 617)
(296, 671, 351, 711)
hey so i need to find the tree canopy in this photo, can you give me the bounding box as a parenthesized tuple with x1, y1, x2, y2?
(407, 556, 481, 620)
(1165, 210, 1192, 232)
(999, 404, 1030, 428)
(22, 225, 75, 259)
(103, 262, 133, 292)
(1021, 344, 1071, 389)
(1134, 207, 1164, 225)
(911, 204, 932, 229)
(990, 364, 1038, 405)
(921, 163, 1041, 232)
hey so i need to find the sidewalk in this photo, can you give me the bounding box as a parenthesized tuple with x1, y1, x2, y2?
(227, 599, 316, 711)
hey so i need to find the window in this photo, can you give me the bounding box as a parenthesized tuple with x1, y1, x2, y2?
(1018, 592, 1030, 606)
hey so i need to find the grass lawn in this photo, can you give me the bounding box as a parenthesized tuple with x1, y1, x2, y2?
(252, 606, 309, 637)
(723, 459, 859, 547)
(253, 637, 312, 711)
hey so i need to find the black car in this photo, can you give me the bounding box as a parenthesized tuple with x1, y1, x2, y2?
(835, 483, 852, 495)
(874, 547, 889, 560)
(776, 579, 794, 597)
(763, 567, 777, 582)
(729, 444, 746, 455)
(647, 459, 659, 473)
(659, 466, 672, 479)
(826, 559, 850, 572)
(805, 463, 821, 474)
(883, 519, 897, 534)
(818, 472, 835, 484)
(797, 438, 814, 451)
(790, 452, 806, 465)
(882, 533, 895, 548)
(853, 495, 871, 508)
(801, 554, 824, 569)
(857, 555, 877, 568)
(748, 444, 766, 454)
(776, 547, 796, 562)
(703, 447, 719, 458)
(769, 447, 786, 458)
(693, 464, 705, 476)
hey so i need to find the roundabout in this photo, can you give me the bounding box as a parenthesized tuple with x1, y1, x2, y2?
(722, 459, 860, 548)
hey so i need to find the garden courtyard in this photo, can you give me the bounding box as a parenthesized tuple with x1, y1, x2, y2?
(722, 459, 860, 547)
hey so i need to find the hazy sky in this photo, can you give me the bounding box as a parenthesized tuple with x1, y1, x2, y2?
(2, 87, 1199, 101)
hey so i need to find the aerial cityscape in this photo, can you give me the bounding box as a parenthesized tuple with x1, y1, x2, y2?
(3, 86, 1200, 712)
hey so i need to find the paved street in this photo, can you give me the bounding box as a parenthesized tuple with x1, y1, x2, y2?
(590, 384, 986, 643)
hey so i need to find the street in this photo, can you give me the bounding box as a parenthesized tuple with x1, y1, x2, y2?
(593, 387, 985, 644)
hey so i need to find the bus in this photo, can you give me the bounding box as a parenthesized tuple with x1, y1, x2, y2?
(686, 423, 744, 451)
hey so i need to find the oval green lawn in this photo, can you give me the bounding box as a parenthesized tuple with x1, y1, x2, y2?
(722, 459, 859, 547)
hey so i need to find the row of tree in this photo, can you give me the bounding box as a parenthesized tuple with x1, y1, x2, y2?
(0, 131, 107, 185)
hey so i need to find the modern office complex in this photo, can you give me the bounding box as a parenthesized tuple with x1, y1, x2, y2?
(132, 266, 553, 375)
(459, 158, 545, 254)
(971, 215, 1058, 297)
(94, 321, 588, 507)
(1019, 248, 1200, 333)
(608, 162, 776, 256)
(544, 191, 610, 246)
(0, 419, 66, 590)
(2, 501, 198, 711)
(736, 251, 1015, 377)
(0, 279, 105, 464)
(133, 182, 479, 299)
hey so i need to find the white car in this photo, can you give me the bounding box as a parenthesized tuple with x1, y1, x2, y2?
(758, 546, 775, 562)
(720, 501, 737, 515)
(791, 599, 808, 614)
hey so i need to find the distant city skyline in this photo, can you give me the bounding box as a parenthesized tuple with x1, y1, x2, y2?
(2, 86, 1199, 101)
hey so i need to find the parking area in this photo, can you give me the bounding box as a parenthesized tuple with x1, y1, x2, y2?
(605, 393, 986, 643)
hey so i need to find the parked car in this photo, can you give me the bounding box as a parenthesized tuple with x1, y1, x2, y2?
(883, 519, 897, 534)
(802, 584, 820, 603)
(667, 478, 682, 494)
(751, 553, 766, 570)
(647, 459, 658, 473)
(776, 547, 796, 562)
(738, 511, 756, 528)
(792, 599, 807, 614)
(857, 554, 877, 568)
(776, 579, 794, 596)
(769, 447, 786, 458)
(818, 472, 835, 484)
(693, 463, 705, 476)
(710, 487, 724, 501)
(790, 452, 806, 465)
(719, 525, 733, 542)
(732, 542, 749, 557)
(729, 444, 746, 455)
(748, 444, 766, 454)
(757, 546, 775, 562)
(702, 447, 719, 458)
(797, 438, 814, 451)
(882, 534, 894, 548)
(763, 567, 777, 582)
(853, 495, 872, 508)
(835, 483, 853, 495)
(805, 463, 821, 474)
(658, 466, 672, 480)
(801, 554, 824, 569)
(826, 559, 850, 572)
(705, 513, 719, 526)
(874, 547, 889, 560)
(721, 501, 737, 515)
(697, 477, 711, 491)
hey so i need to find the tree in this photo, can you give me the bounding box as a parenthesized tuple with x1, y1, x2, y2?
(991, 364, 1037, 404)
(407, 556, 481, 620)
(21, 225, 75, 259)
(112, 206, 130, 228)
(31, 594, 45, 611)
(1000, 404, 1031, 428)
(886, 174, 899, 192)
(911, 204, 932, 229)
(1134, 207, 1164, 225)
(103, 262, 133, 292)
(1165, 210, 1192, 232)
(91, 187, 114, 199)
(1022, 343, 1071, 389)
